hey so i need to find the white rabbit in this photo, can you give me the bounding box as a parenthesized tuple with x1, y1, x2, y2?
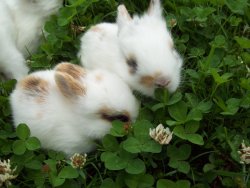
(78, 0, 183, 97)
(10, 62, 139, 156)
(0, 0, 63, 80)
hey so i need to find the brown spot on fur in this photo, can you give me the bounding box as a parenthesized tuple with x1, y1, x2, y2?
(20, 76, 48, 102)
(55, 62, 85, 80)
(55, 72, 86, 98)
(95, 74, 103, 82)
(35, 97, 45, 104)
(140, 75, 155, 87)
(20, 76, 48, 93)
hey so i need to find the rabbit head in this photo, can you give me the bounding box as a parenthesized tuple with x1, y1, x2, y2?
(116, 0, 183, 96)
(54, 63, 139, 126)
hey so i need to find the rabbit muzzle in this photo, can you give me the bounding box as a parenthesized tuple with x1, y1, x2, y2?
(155, 77, 170, 88)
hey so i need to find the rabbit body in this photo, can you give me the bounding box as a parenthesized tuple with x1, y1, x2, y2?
(0, 0, 62, 80)
(10, 63, 139, 156)
(79, 0, 183, 97)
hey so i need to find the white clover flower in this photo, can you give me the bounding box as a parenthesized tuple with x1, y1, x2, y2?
(149, 124, 173, 145)
(70, 153, 87, 169)
(238, 141, 250, 165)
(0, 159, 17, 187)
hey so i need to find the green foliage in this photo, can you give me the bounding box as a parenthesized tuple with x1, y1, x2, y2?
(157, 179, 191, 188)
(12, 124, 41, 155)
(0, 0, 249, 187)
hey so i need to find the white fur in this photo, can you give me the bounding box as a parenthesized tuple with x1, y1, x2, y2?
(78, 0, 183, 97)
(10, 64, 139, 156)
(0, 0, 62, 80)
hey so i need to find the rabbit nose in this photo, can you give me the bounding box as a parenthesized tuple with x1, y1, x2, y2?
(155, 77, 170, 87)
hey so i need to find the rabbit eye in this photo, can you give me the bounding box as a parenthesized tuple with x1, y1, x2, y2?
(114, 114, 130, 122)
(101, 113, 130, 122)
(126, 57, 137, 74)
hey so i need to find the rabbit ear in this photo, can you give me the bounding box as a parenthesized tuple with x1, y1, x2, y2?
(117, 4, 132, 30)
(54, 62, 86, 80)
(147, 0, 162, 18)
(55, 72, 86, 99)
(19, 75, 49, 103)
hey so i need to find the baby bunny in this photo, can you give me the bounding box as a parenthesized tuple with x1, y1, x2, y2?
(78, 0, 183, 97)
(10, 63, 139, 156)
(0, 0, 63, 80)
